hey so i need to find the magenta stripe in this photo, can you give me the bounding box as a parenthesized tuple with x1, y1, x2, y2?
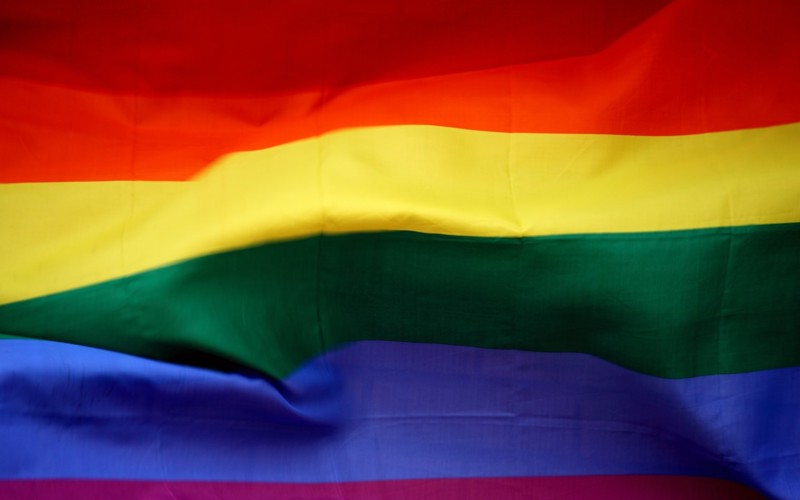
(0, 476, 764, 500)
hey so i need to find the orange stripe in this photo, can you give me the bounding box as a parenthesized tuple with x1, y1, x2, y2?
(2, 0, 799, 182)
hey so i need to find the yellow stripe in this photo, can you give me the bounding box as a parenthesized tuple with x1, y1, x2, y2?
(2, 123, 799, 304)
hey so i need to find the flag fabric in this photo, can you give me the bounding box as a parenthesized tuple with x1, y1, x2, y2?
(1, 1, 799, 498)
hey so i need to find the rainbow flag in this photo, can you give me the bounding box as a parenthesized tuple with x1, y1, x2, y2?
(1, 1, 798, 498)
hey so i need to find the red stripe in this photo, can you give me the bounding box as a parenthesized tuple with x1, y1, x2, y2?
(0, 476, 765, 500)
(0, 0, 667, 94)
(2, 0, 799, 182)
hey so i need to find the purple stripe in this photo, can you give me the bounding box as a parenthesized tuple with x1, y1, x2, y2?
(1, 339, 798, 497)
(0, 476, 765, 500)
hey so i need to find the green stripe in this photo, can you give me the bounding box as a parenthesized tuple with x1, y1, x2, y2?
(1, 224, 798, 379)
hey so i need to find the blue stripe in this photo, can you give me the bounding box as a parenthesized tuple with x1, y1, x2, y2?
(1, 339, 797, 497)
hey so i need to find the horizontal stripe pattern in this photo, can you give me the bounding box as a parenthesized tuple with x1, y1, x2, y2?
(3, 122, 798, 305)
(2, 1, 799, 182)
(3, 2, 798, 498)
(2, 225, 798, 379)
(0, 477, 766, 500)
(1, 339, 795, 497)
